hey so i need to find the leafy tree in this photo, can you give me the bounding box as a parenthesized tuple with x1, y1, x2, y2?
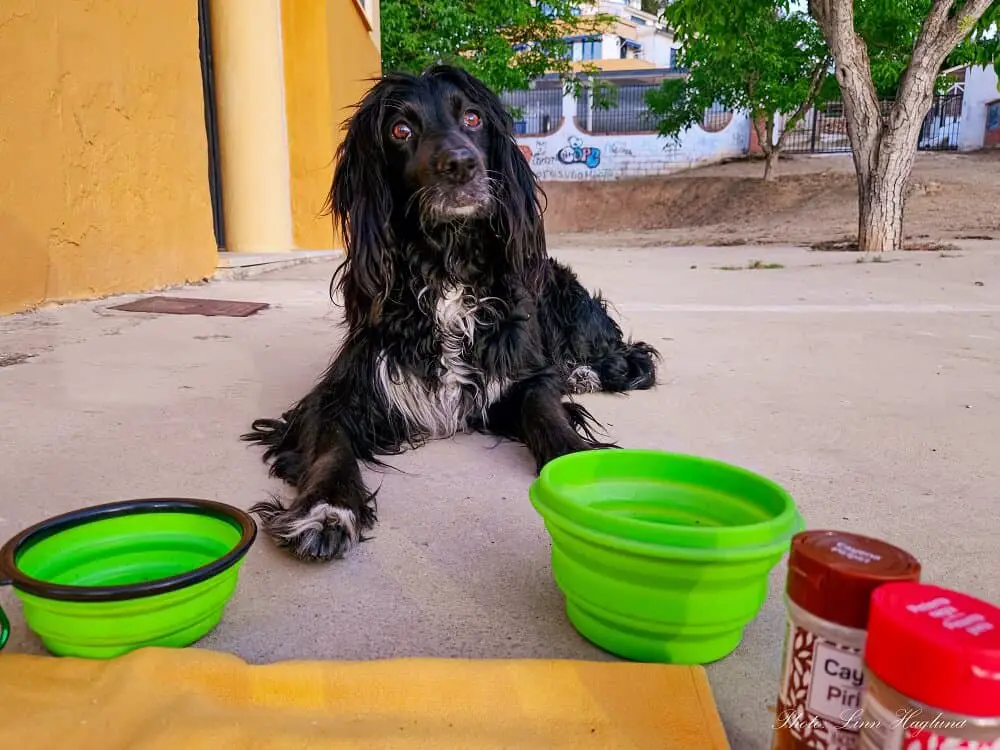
(809, 0, 1000, 252)
(380, 0, 613, 94)
(654, 0, 999, 251)
(645, 2, 833, 181)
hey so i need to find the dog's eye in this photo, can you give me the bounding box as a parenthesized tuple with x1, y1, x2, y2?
(462, 110, 482, 129)
(390, 121, 412, 141)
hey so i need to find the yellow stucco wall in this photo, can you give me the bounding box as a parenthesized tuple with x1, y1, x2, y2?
(0, 2, 217, 315)
(281, 0, 337, 249)
(210, 0, 295, 254)
(281, 0, 382, 250)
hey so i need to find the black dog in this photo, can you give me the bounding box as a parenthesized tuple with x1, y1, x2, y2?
(243, 65, 659, 561)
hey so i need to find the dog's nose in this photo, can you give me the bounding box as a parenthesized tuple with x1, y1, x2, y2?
(434, 147, 478, 183)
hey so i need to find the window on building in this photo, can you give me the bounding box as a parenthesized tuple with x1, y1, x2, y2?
(618, 38, 641, 59)
(987, 101, 1000, 132)
(581, 38, 600, 60)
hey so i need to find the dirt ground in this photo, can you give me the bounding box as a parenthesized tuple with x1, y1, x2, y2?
(541, 150, 1000, 247)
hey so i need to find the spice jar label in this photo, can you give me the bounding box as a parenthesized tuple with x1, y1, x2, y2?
(776, 620, 867, 748)
(809, 641, 866, 719)
(903, 728, 1000, 750)
(857, 690, 999, 750)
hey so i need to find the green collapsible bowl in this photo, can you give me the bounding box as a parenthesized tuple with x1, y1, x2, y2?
(529, 449, 804, 665)
(0, 498, 256, 659)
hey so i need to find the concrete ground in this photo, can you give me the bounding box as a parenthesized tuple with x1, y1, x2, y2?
(2, 240, 999, 749)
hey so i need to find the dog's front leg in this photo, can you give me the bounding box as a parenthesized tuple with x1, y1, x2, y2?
(486, 371, 616, 474)
(250, 419, 377, 562)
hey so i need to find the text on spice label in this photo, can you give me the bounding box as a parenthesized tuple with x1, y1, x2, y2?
(831, 541, 883, 564)
(905, 597, 995, 636)
(808, 642, 866, 721)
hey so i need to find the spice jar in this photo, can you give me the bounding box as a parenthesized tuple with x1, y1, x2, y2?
(858, 582, 1000, 750)
(771, 530, 921, 750)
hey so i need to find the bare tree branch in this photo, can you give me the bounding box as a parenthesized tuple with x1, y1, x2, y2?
(944, 0, 996, 47)
(777, 56, 831, 150)
(923, 0, 957, 38)
(807, 0, 831, 25)
(809, 0, 880, 111)
(914, 0, 995, 58)
(896, 0, 995, 115)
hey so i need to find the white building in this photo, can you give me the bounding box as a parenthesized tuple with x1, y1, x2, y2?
(564, 0, 680, 70)
(943, 64, 1000, 151)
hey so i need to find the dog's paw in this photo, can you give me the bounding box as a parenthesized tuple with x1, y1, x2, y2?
(250, 497, 360, 561)
(567, 365, 602, 394)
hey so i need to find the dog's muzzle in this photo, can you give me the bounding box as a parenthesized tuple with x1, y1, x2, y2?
(423, 144, 491, 220)
(433, 146, 479, 186)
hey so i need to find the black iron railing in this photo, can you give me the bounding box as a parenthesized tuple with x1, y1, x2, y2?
(501, 87, 564, 136)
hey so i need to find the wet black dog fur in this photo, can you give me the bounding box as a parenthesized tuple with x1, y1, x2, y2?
(242, 64, 660, 561)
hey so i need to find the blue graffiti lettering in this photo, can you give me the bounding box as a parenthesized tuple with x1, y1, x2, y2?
(556, 137, 601, 169)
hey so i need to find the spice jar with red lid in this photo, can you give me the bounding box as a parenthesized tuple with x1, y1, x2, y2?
(771, 530, 921, 750)
(858, 582, 1000, 750)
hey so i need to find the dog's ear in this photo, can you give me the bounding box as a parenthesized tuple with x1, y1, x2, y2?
(326, 79, 396, 326)
(440, 67, 548, 291)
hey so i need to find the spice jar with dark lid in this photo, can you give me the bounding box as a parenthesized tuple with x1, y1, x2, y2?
(771, 530, 921, 750)
(857, 582, 1000, 750)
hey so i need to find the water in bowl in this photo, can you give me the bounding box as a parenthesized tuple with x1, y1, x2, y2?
(570, 479, 779, 528)
(14, 512, 242, 587)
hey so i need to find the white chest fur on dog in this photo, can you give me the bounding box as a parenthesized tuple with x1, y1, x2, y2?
(375, 284, 509, 438)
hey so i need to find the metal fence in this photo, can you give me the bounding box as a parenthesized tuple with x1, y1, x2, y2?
(701, 102, 733, 133)
(575, 83, 660, 134)
(501, 87, 564, 137)
(783, 92, 964, 154)
(919, 92, 963, 150)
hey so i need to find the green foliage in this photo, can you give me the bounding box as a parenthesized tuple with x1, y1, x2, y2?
(945, 1, 1000, 72)
(853, 0, 929, 96)
(645, 1, 831, 148)
(380, 0, 614, 94)
(645, 0, 998, 150)
(851, 0, 998, 97)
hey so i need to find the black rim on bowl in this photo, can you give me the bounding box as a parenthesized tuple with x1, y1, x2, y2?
(0, 498, 257, 603)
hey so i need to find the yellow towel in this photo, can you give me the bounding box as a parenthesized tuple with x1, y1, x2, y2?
(0, 647, 730, 749)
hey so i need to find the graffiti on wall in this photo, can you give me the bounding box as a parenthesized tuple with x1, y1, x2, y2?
(518, 122, 750, 181)
(556, 136, 601, 169)
(606, 141, 634, 157)
(517, 136, 612, 181)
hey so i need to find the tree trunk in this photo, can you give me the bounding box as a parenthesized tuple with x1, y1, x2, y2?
(857, 158, 906, 253)
(763, 147, 779, 182)
(755, 114, 779, 182)
(856, 113, 924, 252)
(761, 61, 829, 184)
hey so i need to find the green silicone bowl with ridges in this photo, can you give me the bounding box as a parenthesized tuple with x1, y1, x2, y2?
(0, 498, 256, 659)
(529, 449, 804, 665)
